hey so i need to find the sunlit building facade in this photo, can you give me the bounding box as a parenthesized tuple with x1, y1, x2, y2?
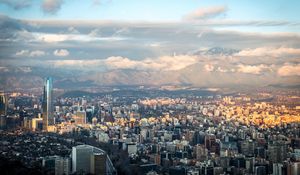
(42, 77, 54, 131)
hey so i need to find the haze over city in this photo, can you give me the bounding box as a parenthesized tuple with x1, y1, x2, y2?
(0, 1, 300, 175)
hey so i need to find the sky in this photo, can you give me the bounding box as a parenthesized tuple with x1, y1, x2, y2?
(0, 0, 300, 88)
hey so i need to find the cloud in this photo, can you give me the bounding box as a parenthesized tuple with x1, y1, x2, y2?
(105, 56, 140, 69)
(15, 50, 46, 57)
(15, 50, 29, 56)
(41, 0, 64, 14)
(237, 64, 269, 75)
(89, 29, 101, 37)
(67, 26, 79, 34)
(33, 33, 125, 43)
(51, 54, 198, 71)
(30, 50, 46, 57)
(92, 0, 112, 6)
(2, 16, 300, 87)
(277, 64, 300, 76)
(51, 59, 102, 67)
(154, 55, 198, 70)
(53, 49, 69, 57)
(235, 47, 300, 57)
(183, 6, 227, 21)
(0, 0, 31, 10)
(216, 67, 231, 73)
(105, 55, 198, 71)
(204, 64, 214, 72)
(113, 27, 130, 36)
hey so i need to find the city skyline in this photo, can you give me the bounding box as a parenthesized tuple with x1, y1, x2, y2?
(1, 1, 300, 175)
(0, 0, 299, 89)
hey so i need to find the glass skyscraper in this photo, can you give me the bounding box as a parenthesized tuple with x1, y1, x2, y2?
(0, 91, 7, 116)
(42, 77, 53, 131)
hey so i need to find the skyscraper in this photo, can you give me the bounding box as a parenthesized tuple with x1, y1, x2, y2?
(55, 156, 71, 175)
(72, 145, 116, 175)
(42, 77, 53, 131)
(90, 153, 107, 175)
(268, 141, 287, 163)
(0, 91, 7, 116)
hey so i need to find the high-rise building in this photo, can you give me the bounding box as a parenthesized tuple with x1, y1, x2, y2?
(268, 141, 287, 163)
(255, 166, 267, 175)
(195, 144, 208, 161)
(273, 163, 283, 175)
(72, 145, 116, 175)
(72, 145, 92, 173)
(42, 156, 71, 175)
(73, 111, 86, 125)
(42, 77, 54, 131)
(90, 153, 107, 175)
(288, 162, 300, 175)
(0, 115, 7, 129)
(0, 91, 7, 116)
(55, 157, 71, 175)
(42, 156, 57, 174)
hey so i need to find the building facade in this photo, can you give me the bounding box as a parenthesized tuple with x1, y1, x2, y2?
(42, 77, 53, 131)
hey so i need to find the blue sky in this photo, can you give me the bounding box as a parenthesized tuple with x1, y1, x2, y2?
(1, 0, 299, 34)
(1, 0, 300, 22)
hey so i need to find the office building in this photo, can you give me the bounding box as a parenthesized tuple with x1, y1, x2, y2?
(268, 141, 287, 163)
(288, 162, 300, 175)
(0, 115, 6, 129)
(42, 156, 58, 174)
(55, 157, 71, 175)
(42, 77, 54, 131)
(90, 153, 107, 175)
(74, 111, 86, 125)
(72, 144, 116, 175)
(273, 163, 283, 175)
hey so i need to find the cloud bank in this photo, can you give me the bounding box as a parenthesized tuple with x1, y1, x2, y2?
(0, 14, 299, 87)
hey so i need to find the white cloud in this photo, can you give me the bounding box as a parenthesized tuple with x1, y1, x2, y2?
(35, 33, 68, 43)
(18, 67, 32, 73)
(216, 67, 229, 73)
(15, 50, 45, 57)
(33, 33, 125, 43)
(51, 54, 198, 71)
(235, 47, 300, 57)
(54, 49, 69, 57)
(155, 55, 198, 70)
(105, 55, 198, 71)
(51, 59, 102, 67)
(105, 56, 140, 69)
(88, 29, 101, 37)
(29, 50, 46, 57)
(277, 64, 300, 76)
(67, 26, 79, 34)
(183, 6, 227, 21)
(204, 64, 214, 72)
(16, 50, 29, 56)
(41, 0, 63, 14)
(237, 64, 269, 75)
(113, 27, 130, 36)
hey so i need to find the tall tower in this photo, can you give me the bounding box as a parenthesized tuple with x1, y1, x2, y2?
(0, 91, 7, 116)
(42, 77, 53, 131)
